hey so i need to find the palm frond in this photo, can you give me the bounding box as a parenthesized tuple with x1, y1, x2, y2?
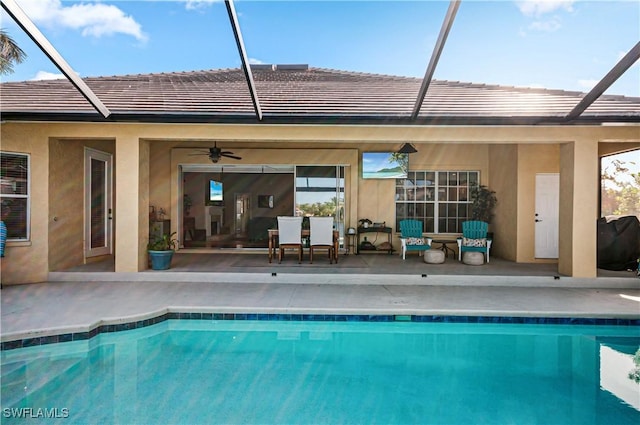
(0, 29, 27, 75)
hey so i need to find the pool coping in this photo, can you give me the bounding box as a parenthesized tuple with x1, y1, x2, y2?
(2, 307, 639, 351)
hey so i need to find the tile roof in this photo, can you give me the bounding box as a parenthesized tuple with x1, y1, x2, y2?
(1, 66, 639, 125)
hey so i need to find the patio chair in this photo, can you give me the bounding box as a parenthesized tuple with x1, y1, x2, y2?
(309, 216, 336, 264)
(399, 219, 432, 260)
(457, 220, 492, 263)
(277, 216, 303, 263)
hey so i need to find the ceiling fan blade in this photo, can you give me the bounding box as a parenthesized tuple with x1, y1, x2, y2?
(222, 154, 242, 160)
(188, 149, 212, 155)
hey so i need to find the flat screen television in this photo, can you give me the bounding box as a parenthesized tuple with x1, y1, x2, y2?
(209, 180, 223, 202)
(362, 152, 408, 179)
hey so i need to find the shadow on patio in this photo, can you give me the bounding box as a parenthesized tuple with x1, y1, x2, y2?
(56, 250, 637, 278)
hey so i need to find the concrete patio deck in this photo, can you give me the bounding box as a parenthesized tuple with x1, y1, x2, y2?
(49, 250, 636, 280)
(1, 251, 639, 345)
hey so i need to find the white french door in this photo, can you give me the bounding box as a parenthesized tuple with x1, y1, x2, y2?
(84, 148, 113, 257)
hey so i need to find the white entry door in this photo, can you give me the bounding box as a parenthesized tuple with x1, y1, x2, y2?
(534, 173, 559, 258)
(84, 148, 113, 257)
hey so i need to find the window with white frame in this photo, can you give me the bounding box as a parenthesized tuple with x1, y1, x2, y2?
(395, 171, 479, 233)
(0, 152, 30, 241)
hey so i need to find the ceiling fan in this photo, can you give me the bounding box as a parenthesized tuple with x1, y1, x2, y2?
(190, 143, 242, 163)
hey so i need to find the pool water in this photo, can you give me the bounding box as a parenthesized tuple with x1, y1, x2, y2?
(2, 320, 639, 424)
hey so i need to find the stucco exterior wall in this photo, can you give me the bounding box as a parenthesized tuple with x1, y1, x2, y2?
(516, 144, 561, 263)
(559, 140, 599, 277)
(392, 143, 490, 247)
(1, 121, 639, 283)
(149, 143, 172, 222)
(138, 140, 151, 271)
(489, 145, 518, 261)
(0, 124, 50, 284)
(48, 139, 116, 272)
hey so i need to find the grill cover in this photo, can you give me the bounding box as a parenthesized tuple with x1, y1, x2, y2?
(597, 215, 640, 271)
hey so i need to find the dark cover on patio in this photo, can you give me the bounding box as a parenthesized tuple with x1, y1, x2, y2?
(597, 215, 640, 271)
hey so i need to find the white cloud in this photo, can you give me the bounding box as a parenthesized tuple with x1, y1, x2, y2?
(16, 0, 147, 42)
(517, 1, 573, 34)
(185, 0, 222, 11)
(578, 79, 599, 90)
(248, 58, 265, 65)
(31, 71, 65, 80)
(528, 17, 562, 32)
(516, 0, 575, 17)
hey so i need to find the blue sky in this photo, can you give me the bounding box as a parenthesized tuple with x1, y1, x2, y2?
(1, 0, 638, 96)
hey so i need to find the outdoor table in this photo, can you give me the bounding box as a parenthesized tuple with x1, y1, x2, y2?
(432, 238, 457, 259)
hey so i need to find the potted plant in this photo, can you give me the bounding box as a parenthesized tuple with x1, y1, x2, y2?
(148, 232, 178, 270)
(469, 185, 497, 223)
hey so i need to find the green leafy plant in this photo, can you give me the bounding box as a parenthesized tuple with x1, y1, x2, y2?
(148, 232, 178, 251)
(0, 29, 27, 75)
(470, 185, 497, 223)
(629, 347, 640, 383)
(601, 156, 639, 218)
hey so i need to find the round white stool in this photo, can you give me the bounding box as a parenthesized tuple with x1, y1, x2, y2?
(424, 249, 445, 264)
(462, 251, 484, 265)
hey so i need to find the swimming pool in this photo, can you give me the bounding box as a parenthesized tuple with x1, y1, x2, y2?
(2, 319, 639, 424)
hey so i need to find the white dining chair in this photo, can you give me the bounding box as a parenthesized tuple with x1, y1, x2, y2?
(309, 216, 336, 264)
(277, 216, 303, 263)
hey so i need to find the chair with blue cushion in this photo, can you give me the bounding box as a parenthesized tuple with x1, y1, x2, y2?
(456, 221, 492, 263)
(399, 219, 432, 260)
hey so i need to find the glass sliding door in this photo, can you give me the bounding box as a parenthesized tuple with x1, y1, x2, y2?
(295, 166, 346, 248)
(180, 164, 296, 249)
(177, 164, 345, 250)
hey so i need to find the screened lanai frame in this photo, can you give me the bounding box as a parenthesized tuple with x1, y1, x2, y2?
(2, 0, 639, 124)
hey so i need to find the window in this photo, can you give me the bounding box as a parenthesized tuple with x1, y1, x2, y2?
(0, 152, 30, 241)
(395, 171, 479, 233)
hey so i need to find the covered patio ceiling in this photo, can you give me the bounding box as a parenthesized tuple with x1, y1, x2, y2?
(1, 0, 639, 124)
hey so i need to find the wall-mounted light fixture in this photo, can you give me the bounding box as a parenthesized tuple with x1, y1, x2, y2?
(398, 143, 418, 154)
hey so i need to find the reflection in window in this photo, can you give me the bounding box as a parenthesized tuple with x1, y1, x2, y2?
(0, 152, 30, 240)
(295, 166, 346, 246)
(601, 150, 640, 220)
